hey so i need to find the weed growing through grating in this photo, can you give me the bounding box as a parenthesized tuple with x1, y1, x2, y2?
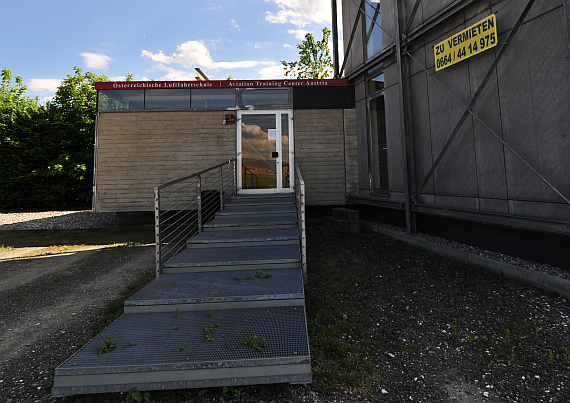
(98, 335, 117, 354)
(241, 331, 267, 352)
(204, 323, 220, 342)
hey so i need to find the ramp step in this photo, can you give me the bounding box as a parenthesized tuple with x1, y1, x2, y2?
(53, 192, 308, 398)
(217, 206, 296, 216)
(188, 228, 299, 245)
(164, 244, 301, 268)
(52, 306, 311, 397)
(204, 214, 298, 229)
(125, 269, 304, 312)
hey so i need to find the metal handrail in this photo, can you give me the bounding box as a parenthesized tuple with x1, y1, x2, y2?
(154, 159, 237, 277)
(294, 159, 307, 283)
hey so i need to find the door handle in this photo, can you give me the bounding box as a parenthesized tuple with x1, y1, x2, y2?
(272, 152, 279, 158)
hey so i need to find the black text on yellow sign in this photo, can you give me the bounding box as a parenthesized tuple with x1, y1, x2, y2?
(434, 14, 498, 71)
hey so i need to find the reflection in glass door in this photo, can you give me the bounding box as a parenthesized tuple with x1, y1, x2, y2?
(237, 110, 293, 193)
(241, 113, 277, 190)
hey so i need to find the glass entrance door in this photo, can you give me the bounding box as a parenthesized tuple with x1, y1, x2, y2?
(237, 110, 293, 193)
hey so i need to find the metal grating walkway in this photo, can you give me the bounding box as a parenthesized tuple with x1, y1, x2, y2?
(52, 193, 311, 397)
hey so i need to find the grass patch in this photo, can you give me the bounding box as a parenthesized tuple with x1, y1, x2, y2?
(306, 224, 380, 395)
(0, 228, 154, 249)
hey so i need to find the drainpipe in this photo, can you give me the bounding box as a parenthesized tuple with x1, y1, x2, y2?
(332, 0, 340, 78)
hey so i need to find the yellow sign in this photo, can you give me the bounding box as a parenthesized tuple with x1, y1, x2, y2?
(434, 14, 498, 71)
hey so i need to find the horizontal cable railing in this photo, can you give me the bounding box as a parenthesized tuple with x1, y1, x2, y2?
(294, 159, 307, 283)
(154, 160, 237, 277)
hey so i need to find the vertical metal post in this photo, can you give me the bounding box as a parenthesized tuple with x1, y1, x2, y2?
(394, 0, 413, 234)
(331, 0, 340, 78)
(233, 160, 238, 196)
(300, 181, 307, 283)
(154, 187, 161, 278)
(219, 165, 224, 210)
(197, 175, 203, 232)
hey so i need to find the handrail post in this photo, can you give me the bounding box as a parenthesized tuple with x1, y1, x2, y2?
(197, 175, 203, 232)
(219, 165, 224, 210)
(233, 160, 238, 196)
(154, 187, 161, 278)
(294, 159, 307, 284)
(300, 181, 307, 283)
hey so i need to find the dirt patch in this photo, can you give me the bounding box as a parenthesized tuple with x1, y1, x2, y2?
(0, 243, 155, 402)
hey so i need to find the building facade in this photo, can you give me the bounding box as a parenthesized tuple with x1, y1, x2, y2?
(340, 0, 570, 267)
(93, 80, 356, 212)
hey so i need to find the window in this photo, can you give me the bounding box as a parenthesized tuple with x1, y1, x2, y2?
(98, 90, 144, 110)
(370, 95, 389, 191)
(191, 88, 235, 108)
(240, 89, 289, 106)
(364, 1, 382, 60)
(368, 63, 384, 94)
(145, 89, 190, 109)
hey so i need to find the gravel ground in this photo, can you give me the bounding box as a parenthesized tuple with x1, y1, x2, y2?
(0, 211, 569, 403)
(0, 211, 118, 231)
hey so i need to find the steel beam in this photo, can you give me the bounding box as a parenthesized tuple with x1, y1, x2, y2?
(332, 0, 340, 77)
(340, 0, 365, 78)
(403, 0, 422, 35)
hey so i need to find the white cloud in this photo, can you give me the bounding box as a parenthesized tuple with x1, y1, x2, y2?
(142, 40, 275, 71)
(80, 52, 112, 69)
(230, 19, 241, 31)
(150, 65, 200, 81)
(27, 78, 62, 93)
(283, 44, 293, 48)
(248, 41, 272, 49)
(288, 29, 310, 40)
(265, 0, 331, 28)
(258, 63, 287, 79)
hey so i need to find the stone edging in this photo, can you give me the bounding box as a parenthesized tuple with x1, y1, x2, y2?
(360, 221, 570, 299)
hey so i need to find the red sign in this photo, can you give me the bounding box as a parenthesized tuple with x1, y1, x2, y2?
(95, 79, 353, 90)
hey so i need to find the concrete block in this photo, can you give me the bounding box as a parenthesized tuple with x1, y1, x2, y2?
(333, 207, 360, 222)
(323, 215, 360, 234)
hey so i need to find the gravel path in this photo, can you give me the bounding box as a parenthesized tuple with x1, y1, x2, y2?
(1, 212, 569, 403)
(0, 211, 118, 231)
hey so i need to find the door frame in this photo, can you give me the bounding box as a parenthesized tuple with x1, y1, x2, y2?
(237, 109, 294, 194)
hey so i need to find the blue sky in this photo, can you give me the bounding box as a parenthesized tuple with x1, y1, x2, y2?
(1, 0, 343, 101)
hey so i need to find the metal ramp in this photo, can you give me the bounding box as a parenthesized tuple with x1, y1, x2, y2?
(52, 192, 311, 397)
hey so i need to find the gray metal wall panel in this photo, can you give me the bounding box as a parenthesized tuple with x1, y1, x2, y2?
(479, 197, 510, 215)
(381, 0, 397, 51)
(422, 0, 461, 23)
(435, 194, 479, 210)
(342, 0, 365, 76)
(404, 0, 425, 32)
(509, 200, 570, 221)
(467, 44, 509, 201)
(492, 0, 562, 35)
(426, 53, 479, 198)
(384, 82, 405, 193)
(497, 8, 570, 206)
(410, 72, 436, 194)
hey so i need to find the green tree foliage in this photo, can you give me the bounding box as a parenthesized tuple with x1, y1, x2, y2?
(0, 67, 107, 210)
(281, 27, 334, 79)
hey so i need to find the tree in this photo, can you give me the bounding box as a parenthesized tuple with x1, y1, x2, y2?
(281, 27, 334, 79)
(42, 67, 108, 208)
(0, 67, 108, 210)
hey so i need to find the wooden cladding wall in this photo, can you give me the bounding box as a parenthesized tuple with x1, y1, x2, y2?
(343, 109, 359, 198)
(94, 111, 236, 212)
(294, 109, 348, 206)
